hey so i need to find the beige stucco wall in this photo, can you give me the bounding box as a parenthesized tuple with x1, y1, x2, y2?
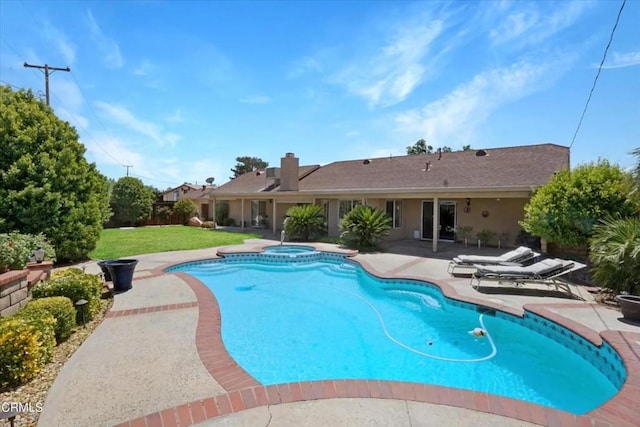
(218, 195, 528, 246)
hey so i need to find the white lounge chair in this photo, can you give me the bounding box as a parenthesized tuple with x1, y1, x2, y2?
(470, 258, 586, 295)
(447, 246, 538, 275)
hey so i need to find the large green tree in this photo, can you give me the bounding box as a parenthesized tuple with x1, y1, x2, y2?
(520, 160, 636, 247)
(110, 177, 156, 226)
(230, 156, 268, 179)
(0, 86, 111, 261)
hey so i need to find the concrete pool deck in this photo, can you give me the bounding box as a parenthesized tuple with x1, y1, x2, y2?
(37, 239, 640, 426)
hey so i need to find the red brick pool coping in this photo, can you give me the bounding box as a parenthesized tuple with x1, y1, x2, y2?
(113, 252, 639, 427)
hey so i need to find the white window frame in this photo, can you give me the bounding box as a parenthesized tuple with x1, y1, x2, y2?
(338, 200, 362, 221)
(386, 199, 403, 228)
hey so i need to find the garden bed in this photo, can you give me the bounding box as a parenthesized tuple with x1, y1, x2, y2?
(0, 298, 112, 426)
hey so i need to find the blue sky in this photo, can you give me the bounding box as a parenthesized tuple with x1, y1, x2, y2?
(1, 0, 638, 189)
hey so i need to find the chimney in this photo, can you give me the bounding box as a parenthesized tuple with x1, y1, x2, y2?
(279, 152, 299, 191)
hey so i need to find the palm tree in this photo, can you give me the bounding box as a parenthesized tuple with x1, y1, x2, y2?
(339, 205, 392, 251)
(590, 217, 640, 295)
(284, 204, 325, 241)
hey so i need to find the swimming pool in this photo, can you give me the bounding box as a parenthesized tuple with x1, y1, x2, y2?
(169, 251, 625, 415)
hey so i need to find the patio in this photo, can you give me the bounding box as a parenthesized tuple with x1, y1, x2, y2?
(36, 239, 640, 427)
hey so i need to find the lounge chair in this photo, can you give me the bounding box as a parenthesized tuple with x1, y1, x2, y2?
(447, 246, 538, 275)
(469, 258, 586, 295)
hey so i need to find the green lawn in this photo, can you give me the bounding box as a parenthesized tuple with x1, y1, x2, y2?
(89, 226, 262, 260)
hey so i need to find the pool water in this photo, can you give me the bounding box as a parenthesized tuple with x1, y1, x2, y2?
(263, 245, 317, 254)
(173, 257, 622, 415)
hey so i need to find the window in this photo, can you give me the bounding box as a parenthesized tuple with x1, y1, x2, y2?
(251, 200, 267, 226)
(172, 191, 179, 201)
(386, 200, 402, 228)
(338, 200, 362, 219)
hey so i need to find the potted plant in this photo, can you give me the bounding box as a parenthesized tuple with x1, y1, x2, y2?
(590, 217, 640, 322)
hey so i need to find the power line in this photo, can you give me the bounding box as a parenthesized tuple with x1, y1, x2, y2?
(568, 0, 626, 151)
(0, 79, 23, 90)
(69, 72, 133, 167)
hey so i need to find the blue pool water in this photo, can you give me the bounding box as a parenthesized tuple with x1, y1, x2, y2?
(263, 245, 317, 254)
(170, 254, 623, 415)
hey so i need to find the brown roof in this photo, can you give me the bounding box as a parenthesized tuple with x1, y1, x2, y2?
(182, 186, 217, 200)
(214, 165, 320, 194)
(211, 144, 569, 196)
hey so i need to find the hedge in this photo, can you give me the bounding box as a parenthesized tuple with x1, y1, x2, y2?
(0, 311, 56, 389)
(23, 296, 77, 343)
(32, 268, 103, 323)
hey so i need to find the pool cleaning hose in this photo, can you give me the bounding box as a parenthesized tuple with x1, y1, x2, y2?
(332, 286, 497, 363)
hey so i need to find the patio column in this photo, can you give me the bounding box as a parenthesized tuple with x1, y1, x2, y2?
(272, 197, 277, 235)
(240, 198, 244, 232)
(432, 197, 439, 252)
(211, 198, 217, 226)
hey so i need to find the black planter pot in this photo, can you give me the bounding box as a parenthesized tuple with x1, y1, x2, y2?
(104, 259, 139, 293)
(97, 260, 115, 282)
(616, 295, 640, 323)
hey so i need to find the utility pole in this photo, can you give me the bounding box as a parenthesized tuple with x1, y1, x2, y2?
(23, 62, 71, 106)
(123, 165, 133, 176)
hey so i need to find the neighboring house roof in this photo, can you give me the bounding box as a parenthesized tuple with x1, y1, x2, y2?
(211, 144, 569, 196)
(160, 184, 201, 197)
(183, 185, 217, 200)
(213, 165, 320, 194)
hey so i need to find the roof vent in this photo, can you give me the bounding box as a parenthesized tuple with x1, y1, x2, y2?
(363, 159, 371, 165)
(475, 149, 487, 157)
(285, 152, 295, 158)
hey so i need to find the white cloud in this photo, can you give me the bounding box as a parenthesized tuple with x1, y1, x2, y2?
(94, 101, 177, 146)
(86, 10, 123, 68)
(333, 20, 445, 108)
(394, 59, 558, 146)
(83, 133, 143, 168)
(345, 130, 360, 137)
(490, 1, 592, 47)
(42, 21, 75, 64)
(239, 95, 272, 104)
(133, 59, 154, 76)
(601, 51, 640, 69)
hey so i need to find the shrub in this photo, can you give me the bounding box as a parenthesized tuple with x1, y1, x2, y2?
(32, 268, 103, 323)
(339, 205, 391, 251)
(216, 202, 230, 225)
(173, 199, 197, 223)
(477, 229, 497, 246)
(521, 160, 636, 247)
(222, 217, 236, 226)
(284, 204, 325, 241)
(590, 217, 640, 295)
(0, 232, 56, 271)
(0, 310, 56, 389)
(455, 226, 473, 243)
(23, 296, 77, 343)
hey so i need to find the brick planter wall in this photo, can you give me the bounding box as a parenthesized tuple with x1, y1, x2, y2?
(0, 261, 53, 317)
(0, 270, 30, 317)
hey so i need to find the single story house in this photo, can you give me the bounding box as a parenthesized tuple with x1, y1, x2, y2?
(208, 144, 569, 252)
